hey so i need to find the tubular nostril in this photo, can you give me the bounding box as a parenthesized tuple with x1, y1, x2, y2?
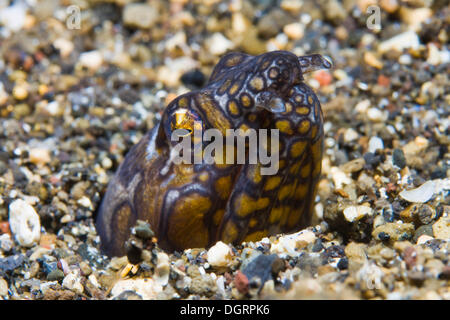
(298, 54, 333, 74)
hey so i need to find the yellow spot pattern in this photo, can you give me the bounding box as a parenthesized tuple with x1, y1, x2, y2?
(227, 100, 240, 116)
(296, 106, 310, 115)
(290, 140, 307, 158)
(168, 194, 211, 249)
(276, 120, 294, 135)
(244, 230, 267, 242)
(235, 193, 270, 218)
(249, 76, 264, 91)
(298, 119, 311, 135)
(264, 176, 282, 191)
(215, 176, 232, 200)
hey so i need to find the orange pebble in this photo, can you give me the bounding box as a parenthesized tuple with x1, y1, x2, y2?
(314, 70, 332, 87)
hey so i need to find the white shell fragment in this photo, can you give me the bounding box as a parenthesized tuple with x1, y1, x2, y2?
(9, 199, 41, 247)
(399, 179, 449, 203)
(207, 241, 233, 267)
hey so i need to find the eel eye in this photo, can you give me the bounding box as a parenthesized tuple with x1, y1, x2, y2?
(167, 108, 203, 143)
(170, 109, 201, 134)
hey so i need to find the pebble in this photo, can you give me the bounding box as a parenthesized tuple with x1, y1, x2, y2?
(77, 196, 93, 210)
(207, 241, 233, 268)
(79, 51, 103, 72)
(8, 199, 41, 247)
(432, 216, 450, 240)
(399, 7, 432, 31)
(62, 271, 84, 295)
(0, 3, 26, 32)
(416, 235, 434, 245)
(280, 0, 303, 14)
(372, 222, 415, 242)
(330, 167, 352, 189)
(47, 269, 65, 281)
(399, 180, 436, 203)
(364, 52, 383, 69)
(392, 149, 406, 169)
(29, 148, 51, 165)
(241, 254, 279, 289)
(398, 54, 412, 65)
(12, 84, 28, 100)
(0, 278, 8, 296)
(426, 43, 450, 66)
(283, 22, 304, 40)
(0, 234, 13, 252)
(111, 278, 162, 300)
(234, 271, 249, 295)
(341, 158, 365, 173)
(53, 38, 74, 58)
(134, 223, 154, 240)
(271, 229, 316, 255)
(380, 248, 395, 260)
(295, 230, 316, 244)
(155, 252, 170, 286)
(343, 205, 373, 223)
(122, 3, 158, 29)
(343, 128, 359, 143)
(206, 33, 235, 56)
(379, 0, 399, 13)
(367, 108, 387, 122)
(113, 290, 143, 300)
(314, 70, 332, 87)
(378, 31, 420, 54)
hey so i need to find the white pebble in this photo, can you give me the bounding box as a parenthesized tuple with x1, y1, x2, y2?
(355, 99, 371, 114)
(45, 101, 61, 116)
(207, 33, 235, 56)
(368, 136, 384, 153)
(416, 235, 434, 245)
(378, 30, 420, 54)
(123, 3, 158, 29)
(367, 107, 387, 122)
(9, 199, 41, 247)
(398, 54, 412, 65)
(295, 230, 316, 243)
(427, 43, 450, 66)
(79, 51, 103, 71)
(0, 3, 26, 32)
(343, 205, 373, 223)
(111, 278, 162, 300)
(343, 128, 359, 143)
(77, 196, 93, 210)
(0, 277, 8, 296)
(207, 241, 233, 267)
(62, 270, 84, 295)
(330, 166, 352, 189)
(53, 38, 74, 58)
(29, 148, 51, 165)
(0, 234, 13, 252)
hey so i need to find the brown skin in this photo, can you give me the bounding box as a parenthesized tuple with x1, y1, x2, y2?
(96, 51, 332, 257)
